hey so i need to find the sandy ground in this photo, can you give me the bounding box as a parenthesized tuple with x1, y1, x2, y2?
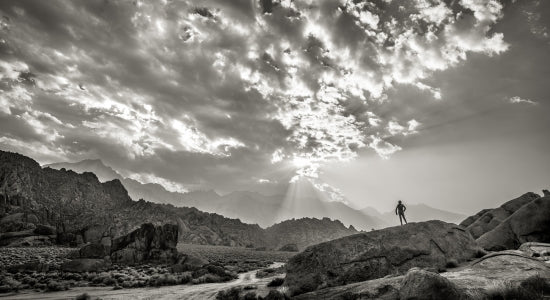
(1, 262, 285, 300)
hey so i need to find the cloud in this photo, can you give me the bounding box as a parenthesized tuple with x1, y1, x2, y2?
(508, 96, 538, 105)
(0, 0, 510, 194)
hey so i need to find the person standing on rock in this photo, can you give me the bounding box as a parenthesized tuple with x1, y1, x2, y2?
(395, 200, 407, 225)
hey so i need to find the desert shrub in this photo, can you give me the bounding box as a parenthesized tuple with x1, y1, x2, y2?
(46, 280, 68, 291)
(113, 284, 122, 290)
(262, 290, 288, 300)
(121, 280, 134, 288)
(0, 285, 12, 293)
(243, 285, 257, 290)
(75, 293, 91, 300)
(178, 272, 193, 284)
(243, 291, 258, 300)
(267, 277, 284, 287)
(216, 287, 241, 300)
(192, 274, 223, 284)
(484, 280, 540, 300)
(102, 276, 117, 285)
(521, 275, 550, 297)
(445, 259, 459, 268)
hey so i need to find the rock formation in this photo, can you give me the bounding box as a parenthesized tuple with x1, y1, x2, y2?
(477, 196, 550, 251)
(110, 223, 180, 264)
(285, 220, 481, 295)
(461, 192, 540, 239)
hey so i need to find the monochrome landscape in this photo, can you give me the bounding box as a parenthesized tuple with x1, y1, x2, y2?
(0, 0, 549, 299)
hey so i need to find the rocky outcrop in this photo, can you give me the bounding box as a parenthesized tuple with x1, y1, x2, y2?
(295, 248, 550, 300)
(399, 268, 462, 300)
(459, 208, 491, 228)
(285, 220, 481, 295)
(265, 217, 357, 251)
(477, 196, 550, 251)
(462, 192, 540, 239)
(110, 223, 179, 264)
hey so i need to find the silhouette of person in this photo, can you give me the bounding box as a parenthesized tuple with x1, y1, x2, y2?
(395, 200, 407, 225)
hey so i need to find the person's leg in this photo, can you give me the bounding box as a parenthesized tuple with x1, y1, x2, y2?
(399, 214, 403, 225)
(401, 214, 407, 224)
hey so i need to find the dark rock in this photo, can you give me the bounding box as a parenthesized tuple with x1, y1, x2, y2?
(110, 223, 179, 264)
(285, 220, 481, 295)
(477, 196, 550, 250)
(278, 243, 299, 252)
(61, 258, 110, 273)
(399, 268, 462, 300)
(33, 224, 56, 235)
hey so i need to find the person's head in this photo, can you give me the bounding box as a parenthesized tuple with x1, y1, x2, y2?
(398, 200, 402, 204)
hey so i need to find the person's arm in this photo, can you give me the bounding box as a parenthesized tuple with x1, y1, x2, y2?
(403, 205, 406, 212)
(395, 206, 398, 215)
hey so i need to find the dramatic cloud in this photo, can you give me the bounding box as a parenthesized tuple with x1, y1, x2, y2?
(0, 0, 510, 195)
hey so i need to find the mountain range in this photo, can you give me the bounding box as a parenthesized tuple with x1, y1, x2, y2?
(46, 159, 465, 230)
(0, 150, 357, 250)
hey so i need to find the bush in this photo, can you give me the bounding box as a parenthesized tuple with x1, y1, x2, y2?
(46, 280, 68, 291)
(263, 290, 288, 300)
(521, 275, 550, 297)
(445, 259, 459, 268)
(484, 280, 541, 300)
(267, 277, 284, 287)
(243, 291, 258, 300)
(216, 287, 241, 300)
(75, 293, 91, 300)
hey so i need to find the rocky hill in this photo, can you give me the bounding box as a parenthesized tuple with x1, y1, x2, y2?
(265, 217, 357, 251)
(0, 150, 356, 250)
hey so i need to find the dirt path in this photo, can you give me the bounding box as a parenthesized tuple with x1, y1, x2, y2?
(2, 263, 285, 300)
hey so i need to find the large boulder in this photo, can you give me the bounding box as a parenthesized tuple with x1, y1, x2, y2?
(477, 196, 550, 251)
(465, 192, 539, 239)
(285, 220, 481, 295)
(110, 223, 179, 264)
(399, 268, 462, 300)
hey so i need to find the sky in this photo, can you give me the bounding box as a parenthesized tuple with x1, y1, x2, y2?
(0, 0, 548, 215)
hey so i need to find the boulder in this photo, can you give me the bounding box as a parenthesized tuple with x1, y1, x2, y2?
(465, 192, 539, 239)
(110, 223, 179, 264)
(285, 220, 481, 295)
(477, 197, 550, 251)
(33, 224, 56, 235)
(278, 243, 299, 252)
(399, 268, 462, 300)
(459, 209, 490, 228)
(61, 258, 110, 273)
(79, 243, 109, 258)
(518, 242, 550, 259)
